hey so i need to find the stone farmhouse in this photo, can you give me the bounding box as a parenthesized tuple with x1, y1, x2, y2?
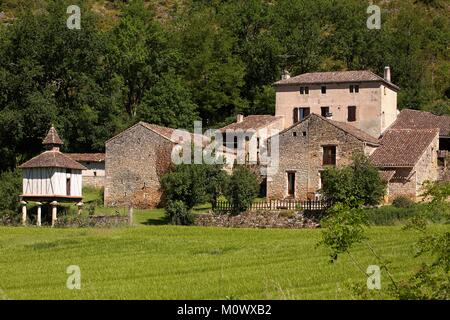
(267, 113, 380, 200)
(101, 66, 450, 208)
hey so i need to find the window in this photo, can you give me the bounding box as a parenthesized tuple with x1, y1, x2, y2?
(323, 146, 336, 166)
(350, 85, 353, 93)
(293, 132, 297, 137)
(355, 85, 359, 93)
(293, 107, 299, 123)
(349, 85, 359, 93)
(321, 106, 330, 117)
(300, 86, 309, 94)
(233, 136, 238, 149)
(293, 107, 310, 123)
(302, 131, 307, 137)
(321, 86, 327, 94)
(348, 106, 356, 122)
(287, 172, 295, 197)
(299, 107, 310, 120)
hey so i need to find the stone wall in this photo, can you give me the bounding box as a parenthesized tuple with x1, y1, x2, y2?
(83, 175, 105, 189)
(267, 114, 368, 200)
(104, 123, 174, 208)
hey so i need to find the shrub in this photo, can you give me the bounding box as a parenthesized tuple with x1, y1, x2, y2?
(321, 153, 385, 207)
(0, 169, 22, 217)
(165, 200, 194, 225)
(392, 195, 414, 208)
(225, 166, 259, 215)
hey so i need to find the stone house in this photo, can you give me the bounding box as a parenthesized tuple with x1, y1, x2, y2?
(104, 122, 176, 208)
(104, 121, 235, 208)
(66, 153, 105, 188)
(273, 67, 399, 138)
(370, 128, 439, 202)
(267, 113, 379, 200)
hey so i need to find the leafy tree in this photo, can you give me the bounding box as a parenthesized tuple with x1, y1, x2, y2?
(321, 154, 386, 207)
(224, 166, 259, 215)
(0, 169, 22, 216)
(136, 73, 199, 130)
(161, 163, 227, 209)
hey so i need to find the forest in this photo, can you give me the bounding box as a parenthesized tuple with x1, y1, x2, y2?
(0, 0, 448, 172)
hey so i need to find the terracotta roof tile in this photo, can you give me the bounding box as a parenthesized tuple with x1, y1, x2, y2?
(220, 115, 283, 132)
(327, 117, 380, 145)
(370, 128, 439, 167)
(274, 70, 399, 91)
(390, 109, 450, 136)
(65, 153, 105, 162)
(42, 126, 63, 145)
(19, 150, 87, 170)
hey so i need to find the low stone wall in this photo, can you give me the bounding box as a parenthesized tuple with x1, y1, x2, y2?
(55, 214, 129, 228)
(195, 210, 323, 229)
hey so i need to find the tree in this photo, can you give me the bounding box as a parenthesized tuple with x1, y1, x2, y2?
(0, 169, 22, 217)
(225, 166, 259, 215)
(136, 73, 199, 130)
(321, 154, 386, 207)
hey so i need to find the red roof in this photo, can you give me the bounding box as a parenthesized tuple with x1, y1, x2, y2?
(274, 70, 399, 91)
(220, 115, 283, 132)
(42, 126, 63, 145)
(19, 150, 87, 170)
(370, 128, 439, 167)
(65, 153, 105, 162)
(390, 109, 450, 136)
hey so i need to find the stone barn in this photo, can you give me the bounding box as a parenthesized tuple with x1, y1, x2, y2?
(104, 122, 175, 208)
(267, 113, 379, 200)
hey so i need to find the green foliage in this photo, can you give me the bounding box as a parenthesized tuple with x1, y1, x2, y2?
(0, 0, 449, 173)
(321, 154, 386, 207)
(224, 166, 259, 215)
(161, 163, 227, 209)
(392, 196, 414, 208)
(137, 73, 199, 130)
(320, 203, 368, 262)
(164, 200, 194, 226)
(0, 169, 22, 216)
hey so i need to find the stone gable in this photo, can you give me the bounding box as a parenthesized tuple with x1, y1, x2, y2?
(104, 123, 174, 208)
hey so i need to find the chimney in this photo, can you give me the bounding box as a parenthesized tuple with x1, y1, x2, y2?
(281, 69, 290, 80)
(236, 114, 244, 123)
(384, 66, 391, 82)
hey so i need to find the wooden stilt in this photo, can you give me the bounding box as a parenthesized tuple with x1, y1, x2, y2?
(36, 202, 42, 227)
(20, 201, 27, 226)
(50, 201, 58, 227)
(76, 202, 83, 216)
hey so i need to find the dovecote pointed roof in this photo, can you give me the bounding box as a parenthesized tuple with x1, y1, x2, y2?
(42, 126, 63, 146)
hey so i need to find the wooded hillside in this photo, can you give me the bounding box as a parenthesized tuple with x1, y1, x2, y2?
(0, 0, 448, 171)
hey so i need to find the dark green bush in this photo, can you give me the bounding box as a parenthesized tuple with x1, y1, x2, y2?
(225, 166, 259, 215)
(165, 200, 194, 225)
(0, 169, 22, 217)
(321, 154, 386, 207)
(392, 196, 414, 208)
(364, 203, 446, 225)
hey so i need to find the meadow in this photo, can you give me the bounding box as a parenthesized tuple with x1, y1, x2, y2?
(0, 218, 446, 299)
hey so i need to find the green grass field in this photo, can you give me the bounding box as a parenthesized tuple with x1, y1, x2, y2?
(1, 221, 447, 300)
(1, 188, 447, 300)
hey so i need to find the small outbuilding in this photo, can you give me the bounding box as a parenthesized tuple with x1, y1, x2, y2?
(19, 126, 87, 226)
